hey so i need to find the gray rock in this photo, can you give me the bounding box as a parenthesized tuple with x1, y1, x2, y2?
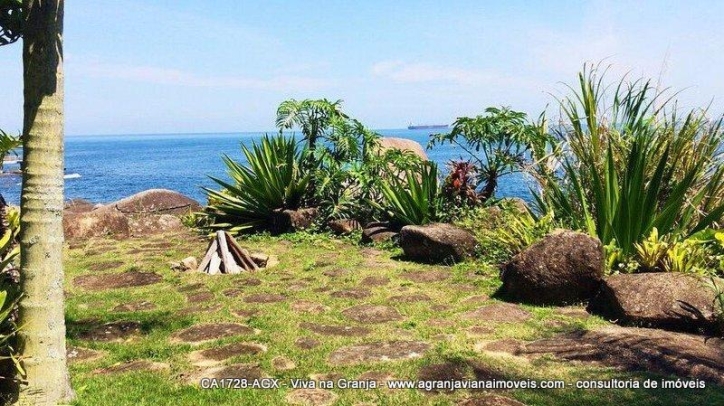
(588, 273, 724, 334)
(361, 222, 398, 244)
(500, 231, 604, 305)
(399, 223, 476, 263)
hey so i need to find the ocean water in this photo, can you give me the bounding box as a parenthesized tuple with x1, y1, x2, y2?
(0, 129, 534, 206)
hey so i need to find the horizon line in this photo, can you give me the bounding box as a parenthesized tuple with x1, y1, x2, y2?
(65, 128, 412, 138)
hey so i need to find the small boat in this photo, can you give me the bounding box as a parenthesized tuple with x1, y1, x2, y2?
(407, 123, 448, 130)
(64, 173, 81, 179)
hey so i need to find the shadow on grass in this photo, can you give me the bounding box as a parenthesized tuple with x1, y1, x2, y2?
(65, 311, 192, 342)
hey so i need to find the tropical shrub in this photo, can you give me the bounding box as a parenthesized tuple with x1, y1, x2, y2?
(454, 200, 556, 264)
(0, 197, 21, 383)
(0, 130, 21, 173)
(202, 135, 312, 234)
(374, 161, 442, 227)
(429, 107, 552, 202)
(534, 65, 724, 264)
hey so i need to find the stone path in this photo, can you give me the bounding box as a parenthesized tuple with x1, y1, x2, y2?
(328, 341, 430, 366)
(73, 270, 162, 290)
(170, 323, 256, 345)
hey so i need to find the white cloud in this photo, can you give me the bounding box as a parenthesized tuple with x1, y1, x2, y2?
(73, 61, 330, 92)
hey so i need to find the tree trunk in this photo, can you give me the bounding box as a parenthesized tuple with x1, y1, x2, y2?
(17, 0, 73, 404)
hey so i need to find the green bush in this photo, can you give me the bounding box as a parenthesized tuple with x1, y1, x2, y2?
(534, 65, 724, 263)
(202, 134, 312, 234)
(0, 199, 21, 382)
(374, 161, 442, 227)
(429, 107, 551, 202)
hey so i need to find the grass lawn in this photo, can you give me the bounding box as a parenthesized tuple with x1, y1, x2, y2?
(63, 229, 724, 405)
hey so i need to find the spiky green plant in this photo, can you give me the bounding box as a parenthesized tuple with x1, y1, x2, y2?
(534, 64, 724, 258)
(374, 162, 441, 226)
(203, 135, 312, 234)
(0, 129, 21, 173)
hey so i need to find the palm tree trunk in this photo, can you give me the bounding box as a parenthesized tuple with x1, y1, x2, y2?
(17, 0, 73, 404)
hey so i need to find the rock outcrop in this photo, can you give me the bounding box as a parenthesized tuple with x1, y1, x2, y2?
(399, 223, 476, 263)
(588, 273, 723, 334)
(500, 231, 604, 305)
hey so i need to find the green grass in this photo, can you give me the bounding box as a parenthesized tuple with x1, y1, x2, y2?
(62, 230, 724, 405)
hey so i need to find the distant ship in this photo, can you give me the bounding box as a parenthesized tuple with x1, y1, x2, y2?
(407, 123, 448, 130)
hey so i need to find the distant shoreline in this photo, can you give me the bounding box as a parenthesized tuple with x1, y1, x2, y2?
(65, 128, 415, 138)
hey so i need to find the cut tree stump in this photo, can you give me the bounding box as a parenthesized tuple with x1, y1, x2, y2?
(198, 231, 259, 274)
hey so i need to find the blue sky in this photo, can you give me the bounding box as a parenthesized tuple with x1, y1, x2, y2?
(0, 0, 723, 135)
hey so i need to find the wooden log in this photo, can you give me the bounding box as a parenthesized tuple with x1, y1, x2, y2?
(208, 251, 222, 275)
(217, 231, 240, 274)
(197, 239, 218, 272)
(225, 233, 259, 271)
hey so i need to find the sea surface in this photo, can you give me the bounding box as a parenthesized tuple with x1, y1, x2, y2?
(0, 129, 534, 206)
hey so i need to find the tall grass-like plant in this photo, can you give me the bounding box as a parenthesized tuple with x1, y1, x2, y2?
(0, 130, 21, 173)
(203, 135, 312, 234)
(375, 162, 441, 226)
(535, 65, 724, 258)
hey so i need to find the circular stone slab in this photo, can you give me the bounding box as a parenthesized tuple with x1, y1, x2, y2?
(223, 288, 242, 298)
(418, 362, 469, 392)
(187, 291, 214, 303)
(112, 300, 156, 312)
(286, 389, 338, 406)
(186, 363, 266, 385)
(295, 337, 321, 350)
(178, 304, 223, 316)
(189, 342, 267, 367)
(388, 294, 431, 303)
(244, 294, 286, 303)
(232, 308, 259, 319)
(330, 289, 371, 299)
(67, 347, 106, 364)
(75, 320, 142, 342)
(457, 394, 528, 406)
(170, 323, 255, 345)
(93, 360, 170, 375)
(328, 341, 430, 366)
(238, 277, 262, 286)
(359, 276, 390, 287)
(272, 356, 296, 371)
(342, 305, 403, 323)
(73, 271, 163, 291)
(400, 270, 449, 283)
(291, 300, 329, 314)
(300, 322, 371, 337)
(322, 269, 347, 278)
(461, 303, 532, 323)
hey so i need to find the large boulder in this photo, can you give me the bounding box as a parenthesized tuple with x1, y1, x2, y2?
(588, 273, 723, 334)
(399, 223, 476, 263)
(361, 222, 398, 244)
(64, 189, 200, 239)
(270, 208, 319, 234)
(63, 198, 95, 214)
(327, 219, 361, 235)
(110, 189, 201, 216)
(128, 214, 184, 236)
(377, 138, 428, 161)
(63, 206, 131, 239)
(500, 231, 604, 305)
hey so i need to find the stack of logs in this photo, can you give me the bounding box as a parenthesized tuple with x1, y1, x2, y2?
(197, 231, 259, 274)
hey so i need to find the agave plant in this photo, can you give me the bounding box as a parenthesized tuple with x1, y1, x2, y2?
(374, 161, 442, 227)
(534, 65, 724, 259)
(202, 135, 312, 234)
